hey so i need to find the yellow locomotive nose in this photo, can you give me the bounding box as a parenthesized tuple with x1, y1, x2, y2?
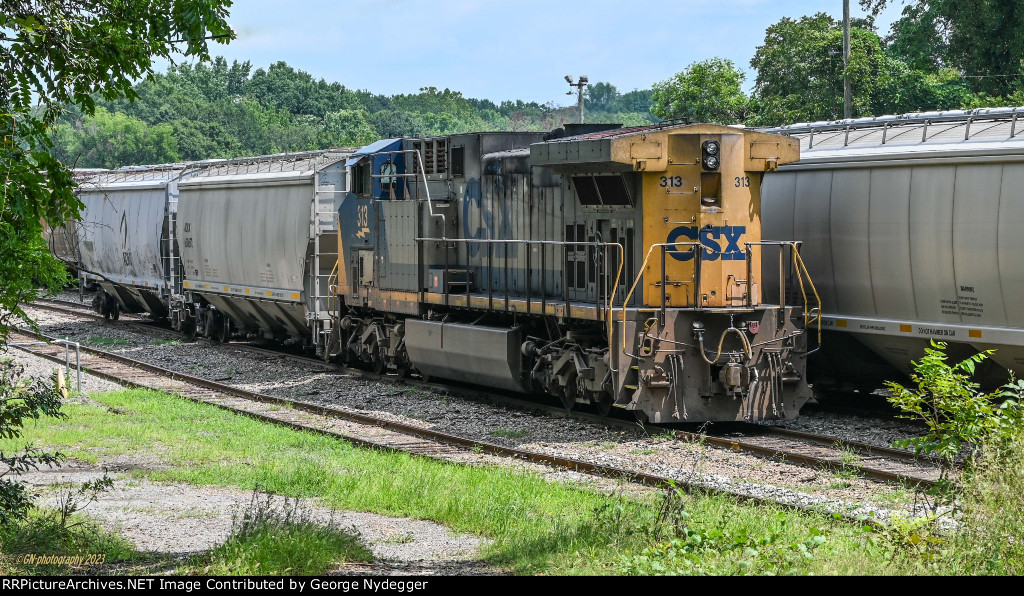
(633, 125, 800, 310)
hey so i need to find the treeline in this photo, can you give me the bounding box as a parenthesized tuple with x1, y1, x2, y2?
(652, 5, 1024, 126)
(56, 2, 1024, 168)
(52, 59, 656, 169)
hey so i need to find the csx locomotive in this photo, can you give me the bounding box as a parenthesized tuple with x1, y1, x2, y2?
(59, 122, 818, 423)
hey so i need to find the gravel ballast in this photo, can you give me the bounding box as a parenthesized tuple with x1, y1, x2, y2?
(17, 299, 939, 522)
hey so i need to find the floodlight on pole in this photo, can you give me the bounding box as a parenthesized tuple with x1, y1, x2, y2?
(565, 74, 588, 124)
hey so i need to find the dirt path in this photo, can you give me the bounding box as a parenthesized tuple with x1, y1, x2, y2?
(18, 461, 503, 575)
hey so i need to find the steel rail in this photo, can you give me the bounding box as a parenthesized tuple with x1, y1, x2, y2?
(25, 299, 941, 489)
(8, 327, 698, 492)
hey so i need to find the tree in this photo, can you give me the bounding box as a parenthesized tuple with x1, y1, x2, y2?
(871, 60, 979, 115)
(1, 0, 234, 342)
(585, 82, 621, 112)
(58, 107, 181, 168)
(0, 359, 66, 524)
(747, 14, 885, 126)
(619, 89, 655, 116)
(246, 61, 358, 118)
(863, 0, 1024, 97)
(171, 118, 242, 161)
(1, 0, 233, 520)
(321, 109, 377, 147)
(651, 58, 749, 124)
(369, 110, 423, 138)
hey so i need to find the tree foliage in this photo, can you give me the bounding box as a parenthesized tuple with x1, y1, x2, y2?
(747, 14, 886, 125)
(52, 66, 658, 168)
(1, 0, 234, 341)
(863, 0, 1024, 96)
(744, 11, 1006, 126)
(651, 58, 749, 124)
(1, 0, 234, 524)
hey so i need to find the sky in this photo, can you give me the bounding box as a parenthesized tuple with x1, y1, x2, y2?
(180, 0, 906, 106)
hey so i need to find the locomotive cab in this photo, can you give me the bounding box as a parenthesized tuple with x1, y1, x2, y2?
(529, 124, 818, 421)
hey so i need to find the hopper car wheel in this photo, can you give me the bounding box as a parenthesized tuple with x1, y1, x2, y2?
(218, 319, 231, 344)
(184, 317, 197, 340)
(633, 410, 649, 425)
(335, 330, 353, 367)
(595, 394, 614, 417)
(110, 306, 119, 321)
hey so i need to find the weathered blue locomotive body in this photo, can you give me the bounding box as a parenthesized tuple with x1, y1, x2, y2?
(328, 124, 816, 422)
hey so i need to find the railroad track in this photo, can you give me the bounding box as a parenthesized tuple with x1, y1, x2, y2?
(7, 326, 754, 498)
(24, 299, 944, 490)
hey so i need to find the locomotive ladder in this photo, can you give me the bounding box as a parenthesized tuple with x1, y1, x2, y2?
(163, 186, 181, 308)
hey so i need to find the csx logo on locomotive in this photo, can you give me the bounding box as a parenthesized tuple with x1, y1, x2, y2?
(666, 225, 747, 262)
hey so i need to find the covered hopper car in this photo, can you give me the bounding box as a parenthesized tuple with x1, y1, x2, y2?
(74, 166, 193, 320)
(762, 107, 1024, 387)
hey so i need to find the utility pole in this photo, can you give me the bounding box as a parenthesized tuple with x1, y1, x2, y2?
(843, 0, 852, 119)
(565, 75, 588, 124)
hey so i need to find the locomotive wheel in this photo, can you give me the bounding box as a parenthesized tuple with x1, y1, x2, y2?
(559, 374, 578, 412)
(370, 344, 387, 375)
(338, 337, 353, 367)
(594, 394, 614, 417)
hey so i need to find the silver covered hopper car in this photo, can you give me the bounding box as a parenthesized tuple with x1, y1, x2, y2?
(762, 108, 1024, 386)
(75, 166, 191, 319)
(173, 149, 353, 345)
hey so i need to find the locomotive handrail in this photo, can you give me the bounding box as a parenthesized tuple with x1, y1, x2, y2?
(368, 149, 446, 239)
(792, 248, 823, 352)
(744, 240, 822, 353)
(617, 241, 702, 358)
(412, 237, 624, 351)
(326, 259, 339, 320)
(616, 239, 821, 359)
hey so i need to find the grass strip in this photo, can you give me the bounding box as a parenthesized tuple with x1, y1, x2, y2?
(2, 387, 925, 575)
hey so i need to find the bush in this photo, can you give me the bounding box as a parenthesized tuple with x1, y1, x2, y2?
(0, 358, 66, 524)
(885, 341, 1022, 507)
(0, 508, 137, 576)
(882, 341, 1024, 567)
(949, 427, 1024, 574)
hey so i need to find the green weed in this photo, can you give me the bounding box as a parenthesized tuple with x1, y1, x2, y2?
(85, 337, 130, 347)
(189, 491, 371, 575)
